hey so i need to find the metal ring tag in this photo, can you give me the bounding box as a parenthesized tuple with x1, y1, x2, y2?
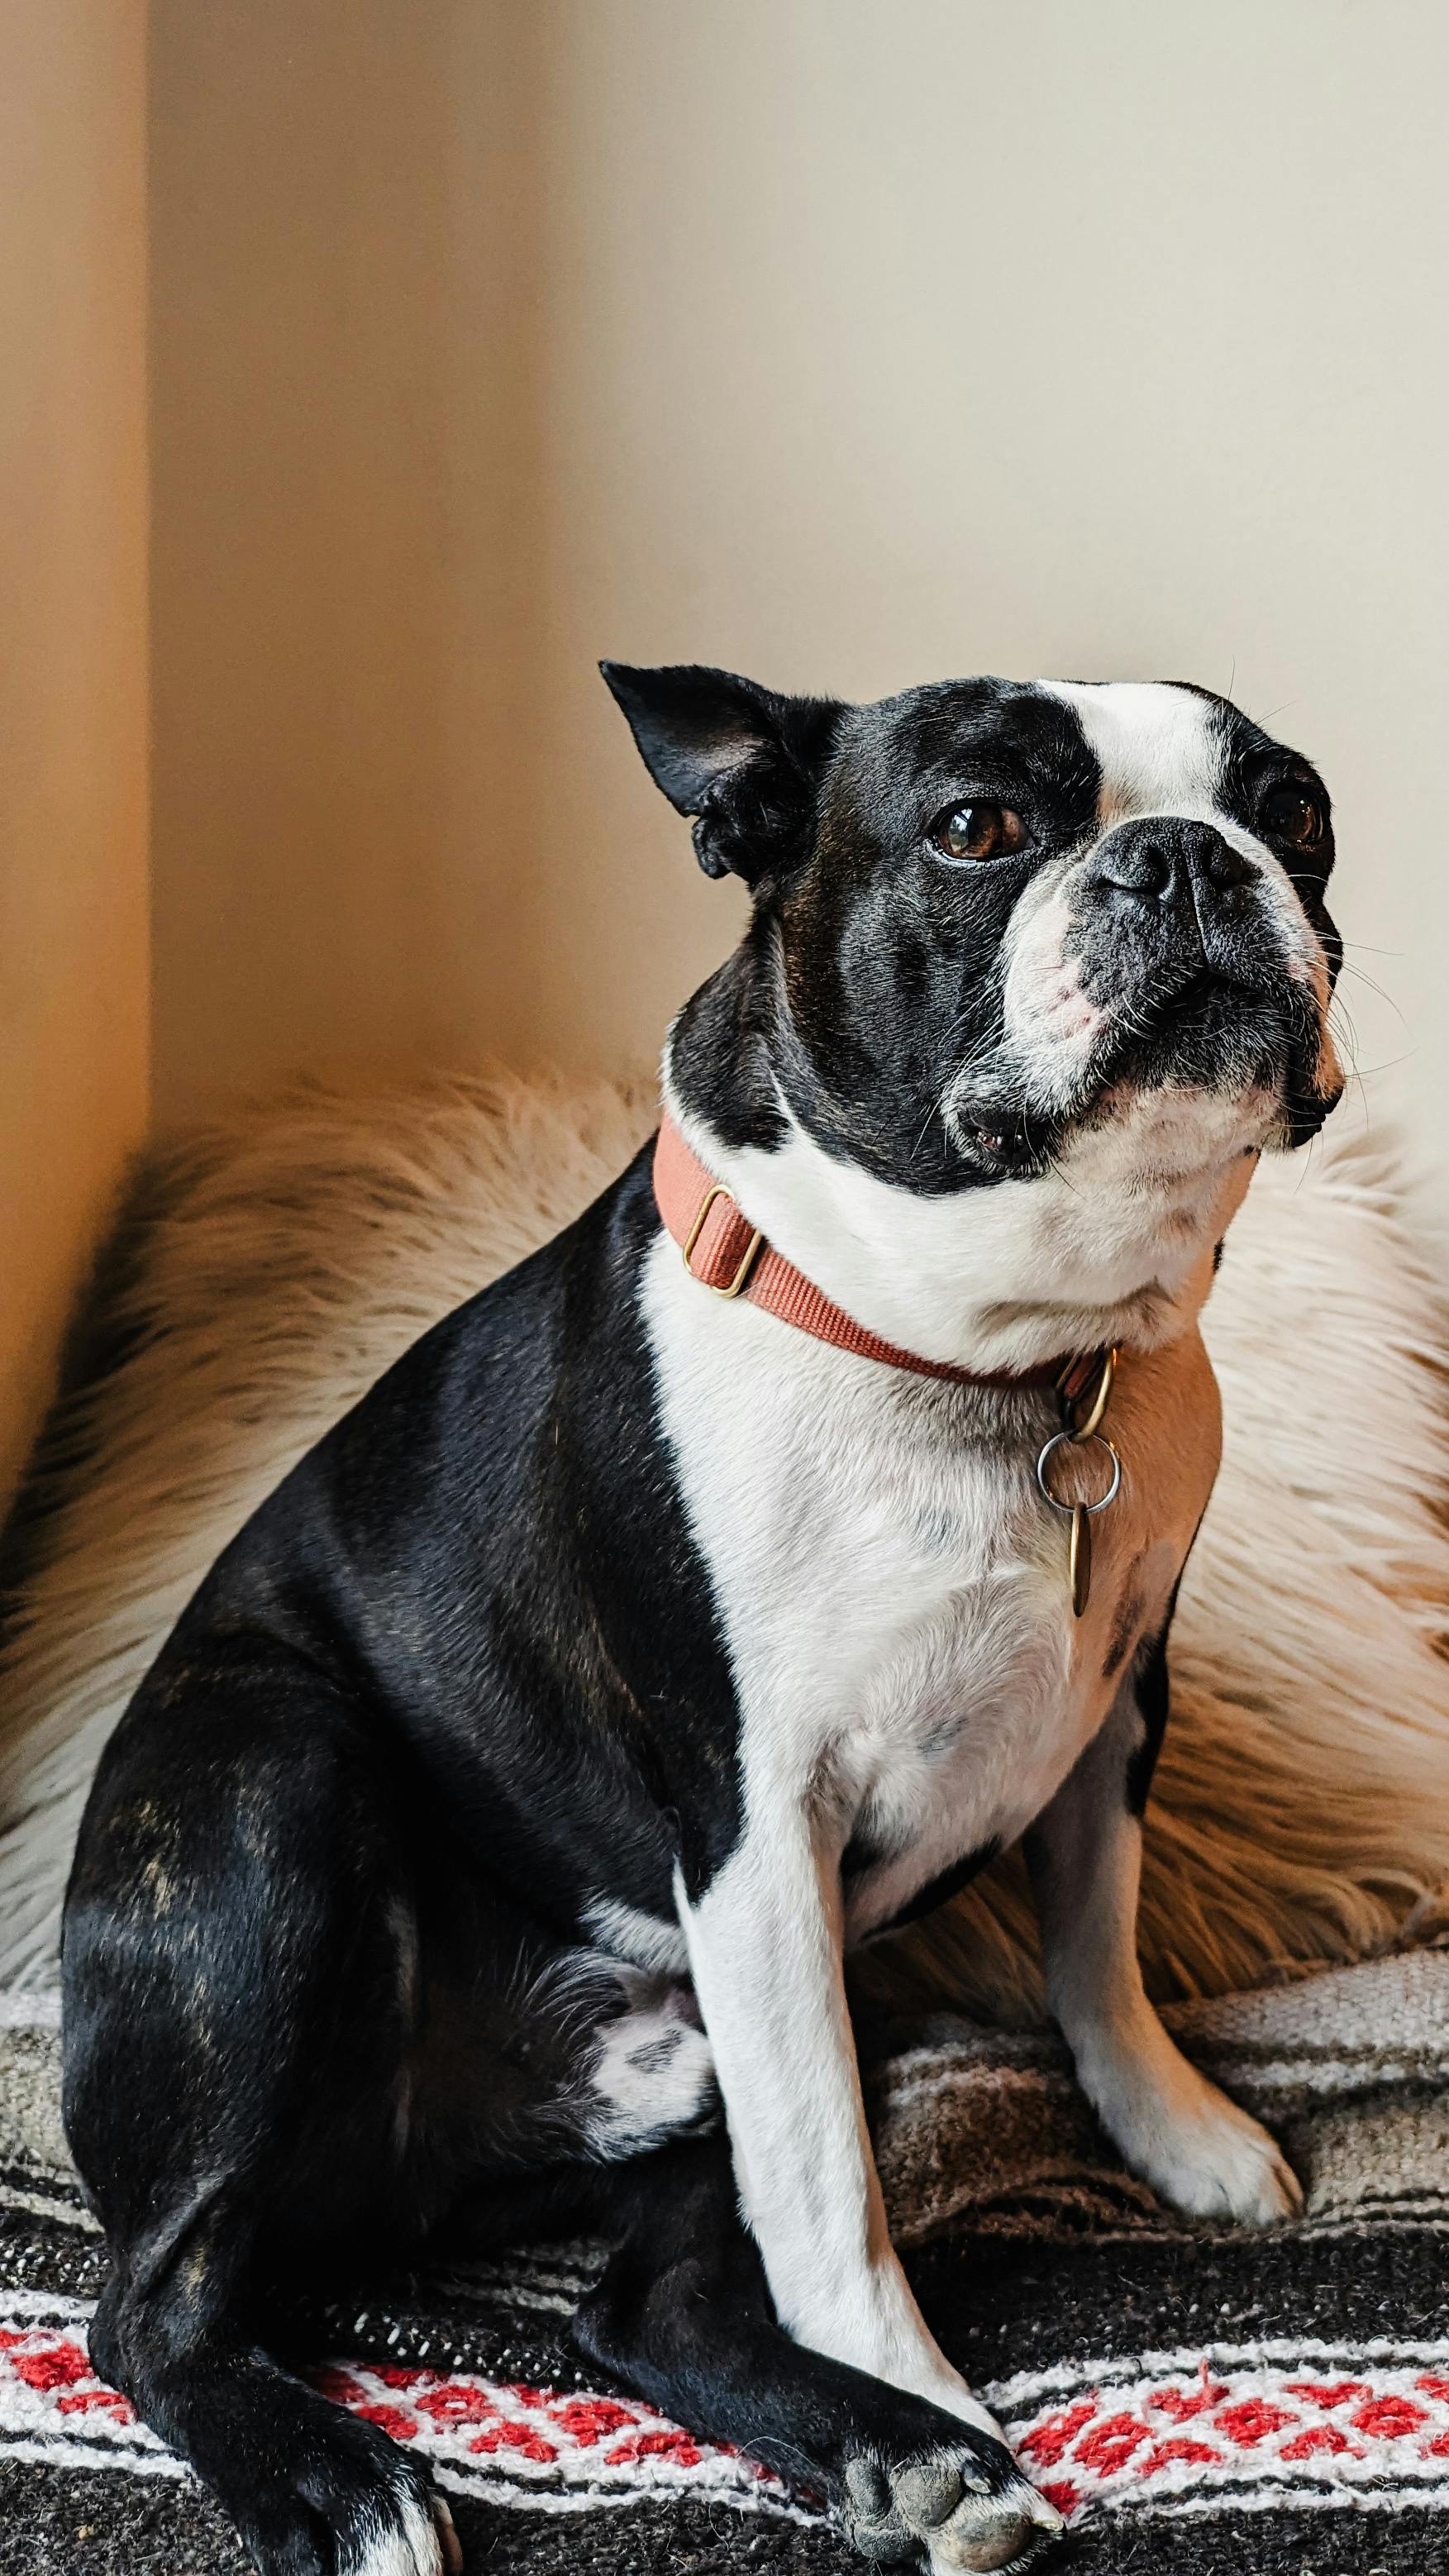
(1035, 1429, 1122, 1517)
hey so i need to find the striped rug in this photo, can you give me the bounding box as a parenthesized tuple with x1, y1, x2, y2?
(2, 1954, 1447, 2572)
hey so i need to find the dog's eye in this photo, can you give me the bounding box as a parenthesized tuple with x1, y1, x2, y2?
(1260, 785, 1324, 850)
(928, 803, 1025, 865)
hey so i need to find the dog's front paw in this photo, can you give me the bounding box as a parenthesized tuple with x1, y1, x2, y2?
(842, 2443, 1063, 2572)
(1127, 2076, 1303, 2226)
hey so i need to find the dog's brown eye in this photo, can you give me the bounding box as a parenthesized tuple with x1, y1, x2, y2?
(1261, 785, 1324, 849)
(929, 803, 1025, 864)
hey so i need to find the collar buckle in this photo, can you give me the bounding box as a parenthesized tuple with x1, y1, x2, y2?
(681, 1184, 765, 1300)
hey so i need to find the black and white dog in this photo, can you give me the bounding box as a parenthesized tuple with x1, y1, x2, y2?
(62, 666, 1342, 2576)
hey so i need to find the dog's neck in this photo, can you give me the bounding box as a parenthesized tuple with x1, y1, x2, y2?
(665, 976, 1263, 1376)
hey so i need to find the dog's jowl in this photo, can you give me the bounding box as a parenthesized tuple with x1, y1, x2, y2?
(62, 668, 1342, 2574)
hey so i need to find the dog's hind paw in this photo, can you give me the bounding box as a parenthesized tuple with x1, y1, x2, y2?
(843, 2445, 1063, 2571)
(237, 2447, 458, 2576)
(1128, 2081, 1304, 2228)
(336, 2483, 460, 2576)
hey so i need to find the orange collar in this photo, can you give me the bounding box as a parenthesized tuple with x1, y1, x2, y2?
(653, 1113, 1099, 1400)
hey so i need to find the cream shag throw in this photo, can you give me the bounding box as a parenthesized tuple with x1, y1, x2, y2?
(1, 1072, 1447, 2022)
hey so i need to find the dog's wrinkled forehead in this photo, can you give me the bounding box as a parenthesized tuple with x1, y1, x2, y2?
(831, 674, 1242, 844)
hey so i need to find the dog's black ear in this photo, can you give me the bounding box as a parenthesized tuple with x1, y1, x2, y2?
(600, 661, 841, 884)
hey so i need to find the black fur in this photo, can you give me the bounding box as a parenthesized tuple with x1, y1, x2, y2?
(62, 665, 1340, 2574)
(1124, 1621, 1175, 1820)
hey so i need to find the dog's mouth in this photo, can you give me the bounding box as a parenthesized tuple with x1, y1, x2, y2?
(952, 965, 1336, 1176)
(948, 1106, 1047, 1175)
(1106, 966, 1302, 1089)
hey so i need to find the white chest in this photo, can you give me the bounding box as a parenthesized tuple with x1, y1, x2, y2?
(641, 1233, 1218, 1940)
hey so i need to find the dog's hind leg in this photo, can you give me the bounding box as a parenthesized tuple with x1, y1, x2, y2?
(63, 1662, 461, 2576)
(574, 2134, 1060, 2572)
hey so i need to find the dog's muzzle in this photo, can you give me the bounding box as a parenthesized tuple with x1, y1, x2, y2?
(1071, 813, 1335, 1113)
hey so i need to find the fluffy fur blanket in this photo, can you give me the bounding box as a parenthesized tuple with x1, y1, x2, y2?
(1, 1073, 1447, 2022)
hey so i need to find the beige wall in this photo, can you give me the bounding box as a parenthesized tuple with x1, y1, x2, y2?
(0, 3, 150, 1501)
(149, 0, 550, 1115)
(6, 2, 1439, 1507)
(150, 2, 1449, 1212)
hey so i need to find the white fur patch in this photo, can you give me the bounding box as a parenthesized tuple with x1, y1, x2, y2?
(1038, 678, 1224, 819)
(338, 2487, 443, 2576)
(584, 1977, 715, 2157)
(584, 1896, 689, 1975)
(999, 880, 1107, 1110)
(665, 1071, 1262, 1377)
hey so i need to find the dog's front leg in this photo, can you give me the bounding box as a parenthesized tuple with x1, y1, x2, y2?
(1027, 1639, 1302, 2224)
(679, 1796, 1000, 2434)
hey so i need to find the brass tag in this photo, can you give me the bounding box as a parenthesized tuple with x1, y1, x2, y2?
(1070, 1500, 1091, 1619)
(1037, 1349, 1122, 1624)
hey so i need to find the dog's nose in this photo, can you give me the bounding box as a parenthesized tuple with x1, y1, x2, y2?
(1089, 818, 1255, 914)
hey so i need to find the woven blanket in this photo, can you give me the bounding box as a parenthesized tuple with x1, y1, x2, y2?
(2, 1955, 1446, 2573)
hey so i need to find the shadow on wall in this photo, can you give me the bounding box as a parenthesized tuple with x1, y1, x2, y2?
(151, 1, 573, 1116)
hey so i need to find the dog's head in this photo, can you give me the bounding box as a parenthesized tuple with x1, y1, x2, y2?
(604, 664, 1342, 1195)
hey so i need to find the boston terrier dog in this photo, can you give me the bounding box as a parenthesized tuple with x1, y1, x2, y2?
(62, 667, 1342, 2575)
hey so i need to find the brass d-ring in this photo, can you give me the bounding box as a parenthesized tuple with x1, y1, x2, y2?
(1071, 1344, 1118, 1440)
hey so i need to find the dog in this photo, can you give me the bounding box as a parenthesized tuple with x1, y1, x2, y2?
(61, 664, 1342, 2575)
